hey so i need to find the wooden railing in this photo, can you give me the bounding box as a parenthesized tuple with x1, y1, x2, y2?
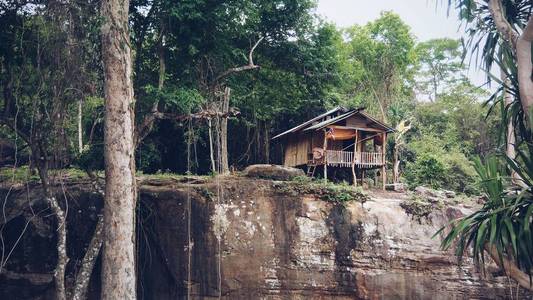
(324, 150, 383, 167)
(325, 150, 354, 167)
(355, 152, 383, 166)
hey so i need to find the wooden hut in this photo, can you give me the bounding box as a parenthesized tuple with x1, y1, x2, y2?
(272, 107, 394, 189)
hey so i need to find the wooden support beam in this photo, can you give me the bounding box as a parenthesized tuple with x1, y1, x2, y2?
(352, 130, 358, 187)
(328, 125, 387, 133)
(382, 132, 387, 191)
(323, 130, 328, 182)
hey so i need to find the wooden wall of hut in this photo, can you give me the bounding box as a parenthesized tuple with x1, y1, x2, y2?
(283, 131, 325, 167)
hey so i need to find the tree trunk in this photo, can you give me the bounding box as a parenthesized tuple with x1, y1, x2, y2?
(33, 145, 68, 300)
(486, 244, 533, 292)
(516, 17, 533, 117)
(49, 196, 68, 300)
(100, 0, 137, 299)
(255, 120, 261, 163)
(158, 34, 166, 90)
(263, 120, 270, 164)
(71, 214, 104, 300)
(208, 119, 216, 173)
(488, 0, 533, 119)
(219, 87, 230, 174)
(78, 99, 83, 153)
(393, 145, 400, 183)
(501, 71, 521, 184)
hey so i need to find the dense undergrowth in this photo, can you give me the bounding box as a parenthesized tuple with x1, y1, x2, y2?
(272, 176, 370, 204)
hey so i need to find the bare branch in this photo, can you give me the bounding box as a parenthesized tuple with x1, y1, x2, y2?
(213, 36, 264, 85)
(248, 36, 264, 66)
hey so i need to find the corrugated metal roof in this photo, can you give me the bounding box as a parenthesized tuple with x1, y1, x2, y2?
(271, 106, 345, 140)
(303, 109, 361, 131)
(358, 111, 395, 132)
(271, 106, 394, 140)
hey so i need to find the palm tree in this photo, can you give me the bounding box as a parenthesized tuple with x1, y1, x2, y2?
(440, 0, 533, 291)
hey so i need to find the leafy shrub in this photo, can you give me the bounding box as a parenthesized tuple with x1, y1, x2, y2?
(441, 152, 479, 195)
(136, 142, 163, 173)
(274, 180, 370, 204)
(75, 144, 104, 171)
(404, 154, 446, 189)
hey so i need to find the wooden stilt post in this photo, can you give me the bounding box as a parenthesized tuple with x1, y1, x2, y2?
(382, 132, 387, 191)
(323, 129, 328, 182)
(352, 130, 358, 186)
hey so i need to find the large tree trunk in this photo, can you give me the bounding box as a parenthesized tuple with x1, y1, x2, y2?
(100, 0, 137, 299)
(219, 87, 230, 174)
(516, 17, 533, 116)
(489, 0, 533, 119)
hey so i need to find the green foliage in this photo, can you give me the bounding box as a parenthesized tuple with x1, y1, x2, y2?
(0, 166, 89, 183)
(339, 11, 417, 121)
(143, 85, 204, 113)
(400, 80, 498, 194)
(443, 152, 480, 194)
(137, 142, 163, 173)
(414, 38, 464, 100)
(438, 156, 533, 280)
(75, 144, 104, 171)
(0, 166, 40, 182)
(274, 180, 370, 204)
(404, 154, 446, 189)
(404, 141, 479, 194)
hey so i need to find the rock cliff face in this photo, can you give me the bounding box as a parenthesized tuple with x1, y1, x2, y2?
(0, 176, 529, 299)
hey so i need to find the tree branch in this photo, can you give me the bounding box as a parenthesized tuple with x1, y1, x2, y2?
(516, 15, 533, 114)
(212, 36, 264, 86)
(488, 0, 519, 49)
(485, 244, 533, 292)
(71, 214, 104, 300)
(0, 270, 53, 285)
(488, 0, 533, 117)
(0, 117, 31, 146)
(135, 108, 240, 147)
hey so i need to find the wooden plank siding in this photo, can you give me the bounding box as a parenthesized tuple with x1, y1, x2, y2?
(283, 132, 325, 167)
(281, 111, 391, 171)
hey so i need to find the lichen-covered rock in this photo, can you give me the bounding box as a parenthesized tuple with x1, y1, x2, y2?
(0, 177, 530, 300)
(138, 179, 530, 299)
(242, 164, 304, 181)
(414, 186, 447, 203)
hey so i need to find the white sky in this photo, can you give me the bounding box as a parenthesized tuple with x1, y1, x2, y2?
(315, 0, 489, 88)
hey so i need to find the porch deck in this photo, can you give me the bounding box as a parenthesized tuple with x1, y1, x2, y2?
(308, 150, 384, 168)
